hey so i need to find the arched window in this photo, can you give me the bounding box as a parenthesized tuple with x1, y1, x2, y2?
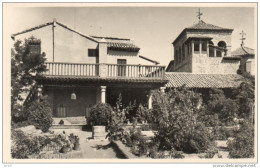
(218, 41, 226, 48)
(209, 41, 214, 57)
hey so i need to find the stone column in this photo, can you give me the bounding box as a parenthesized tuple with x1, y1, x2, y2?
(191, 41, 194, 57)
(207, 41, 209, 56)
(199, 40, 202, 56)
(214, 48, 216, 57)
(100, 86, 107, 103)
(148, 93, 153, 109)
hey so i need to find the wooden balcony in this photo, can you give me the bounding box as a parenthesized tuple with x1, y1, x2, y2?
(43, 62, 165, 79)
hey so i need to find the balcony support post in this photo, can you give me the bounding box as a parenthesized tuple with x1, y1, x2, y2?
(148, 92, 153, 109)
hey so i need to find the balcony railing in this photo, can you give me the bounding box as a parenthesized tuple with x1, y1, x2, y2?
(43, 62, 165, 79)
(44, 62, 99, 76)
(107, 64, 165, 78)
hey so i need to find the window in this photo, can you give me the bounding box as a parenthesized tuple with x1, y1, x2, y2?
(179, 47, 182, 62)
(194, 41, 200, 52)
(175, 50, 179, 64)
(187, 44, 190, 56)
(216, 50, 222, 57)
(246, 61, 252, 74)
(182, 44, 185, 59)
(218, 41, 226, 48)
(57, 104, 66, 118)
(88, 49, 99, 57)
(209, 46, 214, 57)
(117, 59, 126, 76)
(202, 41, 207, 52)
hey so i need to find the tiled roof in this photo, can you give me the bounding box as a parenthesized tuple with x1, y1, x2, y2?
(37, 75, 167, 84)
(231, 46, 255, 56)
(91, 36, 140, 52)
(187, 20, 233, 31)
(173, 20, 233, 44)
(165, 73, 244, 88)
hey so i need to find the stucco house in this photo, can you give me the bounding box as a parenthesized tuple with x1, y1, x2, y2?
(12, 19, 167, 127)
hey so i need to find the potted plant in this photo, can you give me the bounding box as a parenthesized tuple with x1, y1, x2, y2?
(89, 103, 113, 140)
(73, 136, 80, 150)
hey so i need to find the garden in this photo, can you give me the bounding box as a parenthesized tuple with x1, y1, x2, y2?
(11, 37, 255, 159)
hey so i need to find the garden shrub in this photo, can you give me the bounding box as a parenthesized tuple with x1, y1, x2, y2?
(11, 129, 79, 158)
(106, 94, 134, 141)
(233, 82, 255, 119)
(89, 103, 113, 126)
(27, 96, 53, 132)
(151, 87, 214, 153)
(227, 119, 254, 158)
(11, 130, 47, 158)
(136, 104, 152, 123)
(206, 88, 238, 125)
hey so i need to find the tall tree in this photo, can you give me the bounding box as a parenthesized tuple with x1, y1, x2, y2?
(11, 36, 47, 120)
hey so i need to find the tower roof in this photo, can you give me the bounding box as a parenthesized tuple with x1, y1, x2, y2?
(187, 20, 233, 31)
(172, 20, 233, 45)
(231, 46, 254, 57)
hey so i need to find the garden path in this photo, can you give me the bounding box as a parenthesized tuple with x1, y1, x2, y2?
(51, 129, 124, 159)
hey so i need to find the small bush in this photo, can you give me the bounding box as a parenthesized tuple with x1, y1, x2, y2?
(136, 104, 152, 123)
(106, 94, 134, 141)
(89, 103, 113, 126)
(27, 97, 53, 132)
(227, 119, 254, 158)
(11, 130, 46, 158)
(152, 88, 214, 153)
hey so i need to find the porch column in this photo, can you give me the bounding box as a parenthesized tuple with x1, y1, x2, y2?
(101, 86, 107, 103)
(148, 93, 153, 109)
(160, 87, 166, 93)
(191, 40, 194, 57)
(199, 40, 202, 56)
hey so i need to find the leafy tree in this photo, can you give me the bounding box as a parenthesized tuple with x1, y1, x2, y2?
(206, 88, 238, 125)
(227, 119, 254, 158)
(27, 96, 53, 132)
(11, 37, 46, 120)
(152, 87, 214, 153)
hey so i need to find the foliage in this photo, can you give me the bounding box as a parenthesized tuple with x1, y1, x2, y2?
(68, 133, 80, 150)
(27, 96, 53, 132)
(136, 104, 152, 123)
(206, 88, 238, 125)
(227, 119, 254, 158)
(11, 130, 46, 159)
(11, 37, 47, 120)
(233, 81, 255, 119)
(89, 103, 113, 126)
(11, 120, 32, 129)
(106, 94, 135, 141)
(151, 87, 214, 153)
(11, 129, 81, 158)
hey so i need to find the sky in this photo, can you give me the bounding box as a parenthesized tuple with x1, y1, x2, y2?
(7, 5, 255, 66)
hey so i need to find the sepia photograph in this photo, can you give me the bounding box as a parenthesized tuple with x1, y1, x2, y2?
(2, 2, 257, 164)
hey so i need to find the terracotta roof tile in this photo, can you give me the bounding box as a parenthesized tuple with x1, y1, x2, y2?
(187, 20, 233, 31)
(232, 46, 255, 56)
(165, 73, 244, 88)
(37, 75, 167, 83)
(91, 36, 140, 52)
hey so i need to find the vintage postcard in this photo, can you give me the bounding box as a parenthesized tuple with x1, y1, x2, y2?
(2, 2, 258, 164)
